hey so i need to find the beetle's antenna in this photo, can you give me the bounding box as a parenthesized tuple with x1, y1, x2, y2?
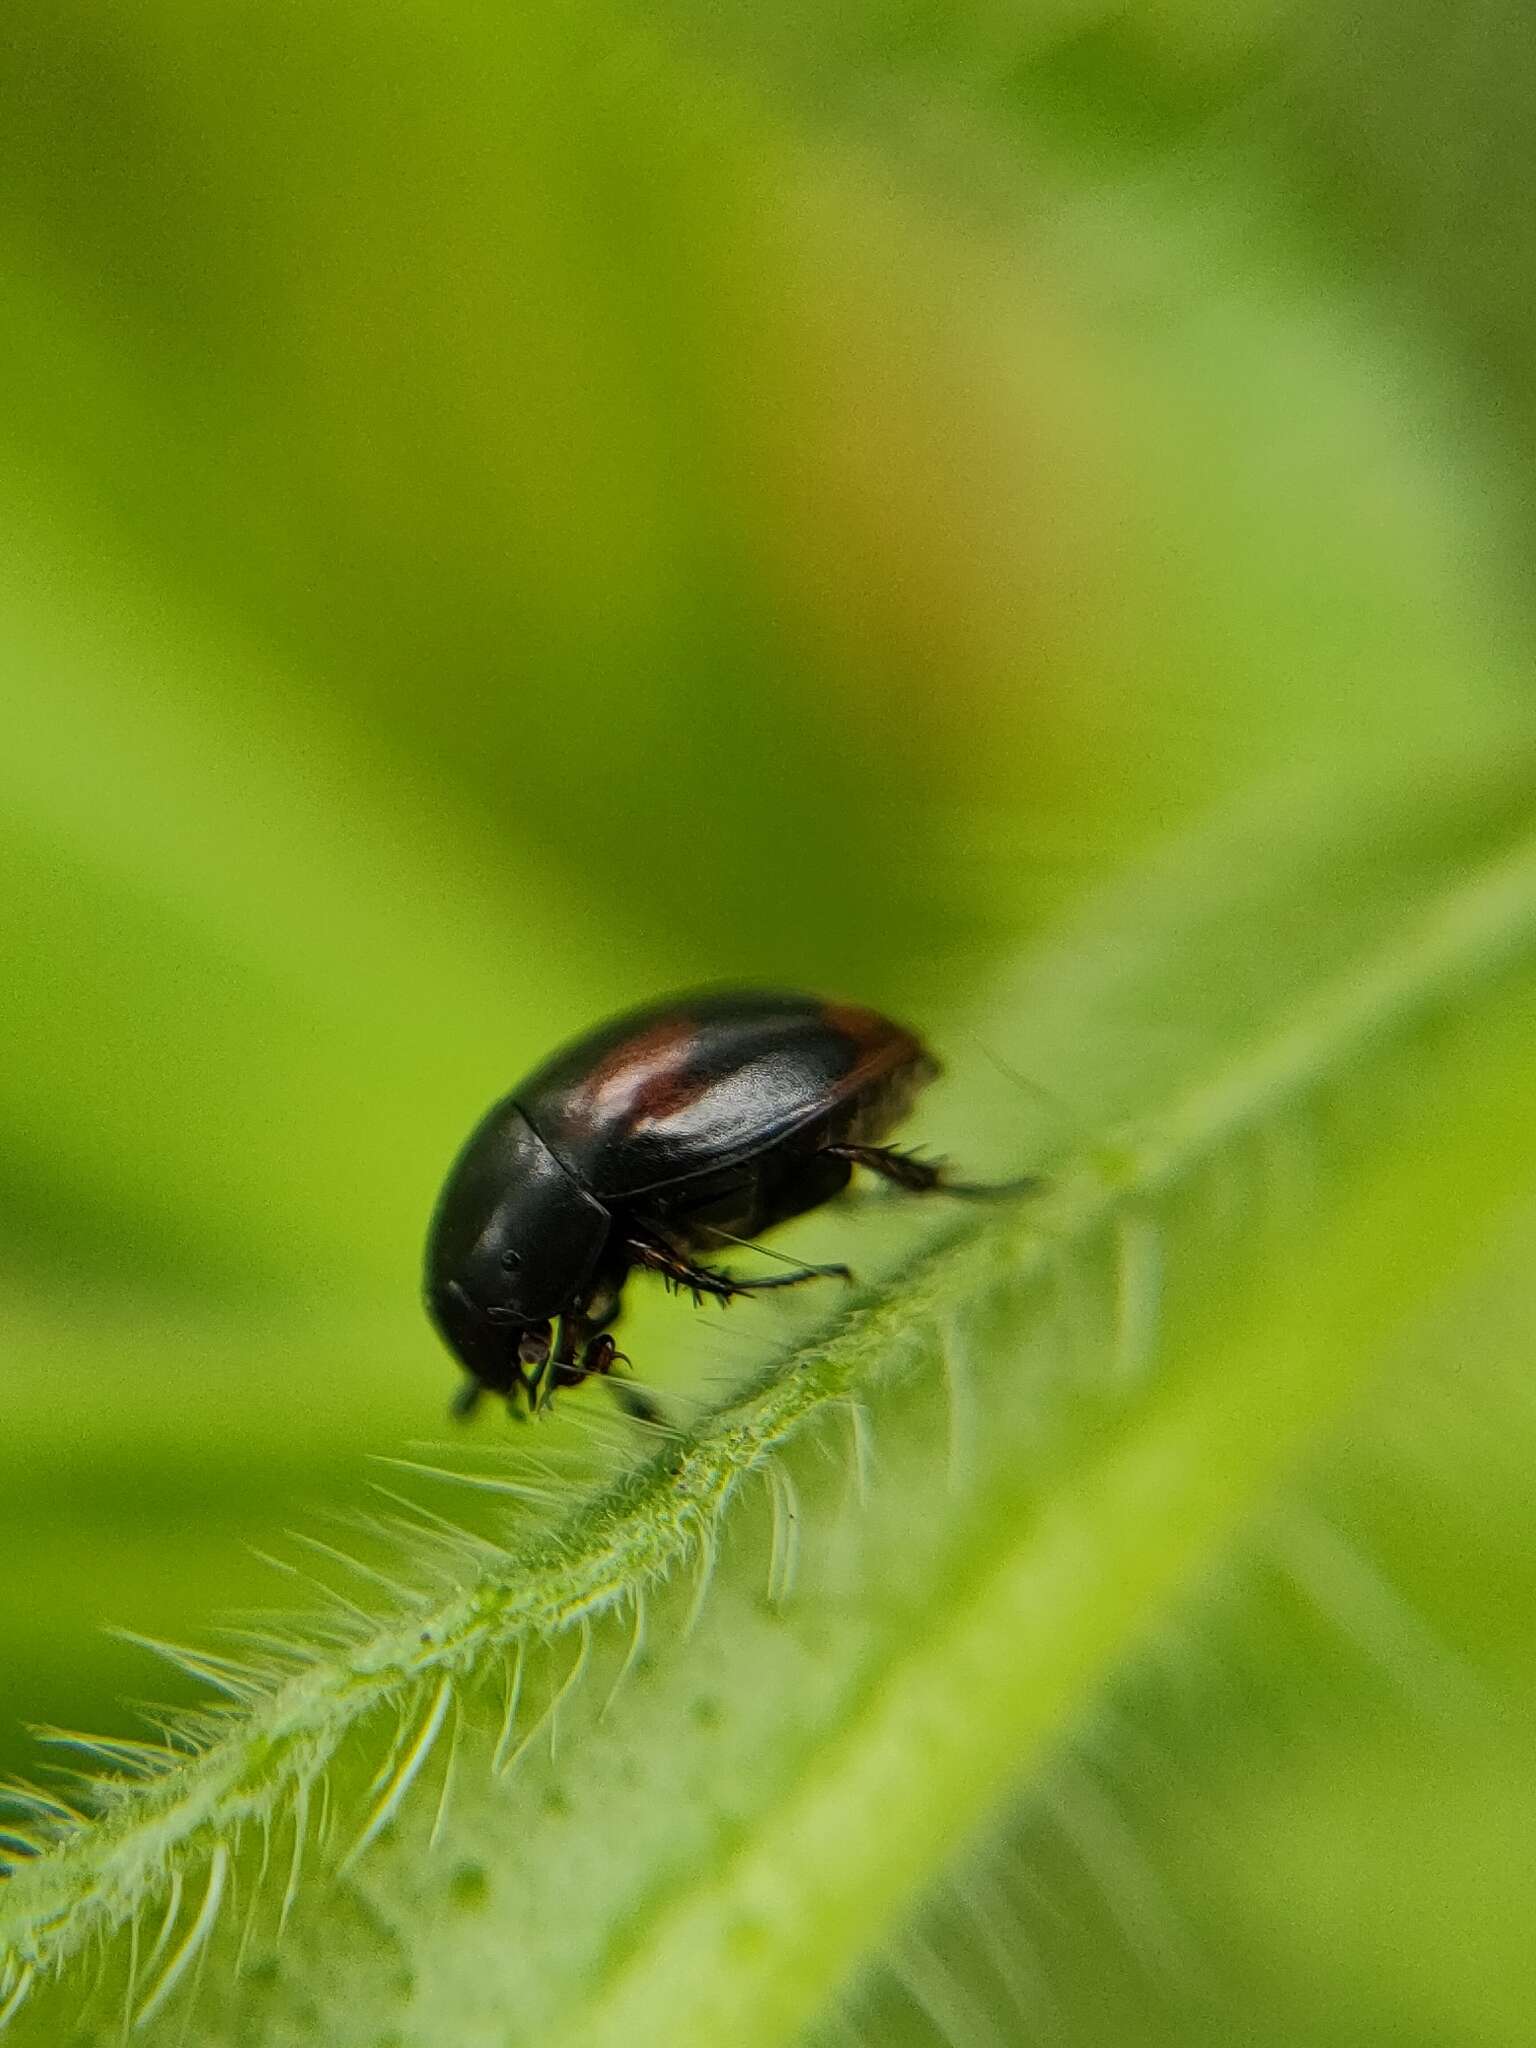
(966, 1035, 1088, 1148)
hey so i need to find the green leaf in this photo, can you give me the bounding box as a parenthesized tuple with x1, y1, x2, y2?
(4, 737, 1536, 2046)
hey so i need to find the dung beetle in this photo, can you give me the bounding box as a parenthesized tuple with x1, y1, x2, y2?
(424, 989, 1030, 1419)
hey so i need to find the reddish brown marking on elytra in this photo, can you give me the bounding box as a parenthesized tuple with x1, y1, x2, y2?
(628, 1046, 718, 1123)
(820, 1000, 893, 1049)
(561, 1013, 703, 1129)
(821, 1001, 934, 1093)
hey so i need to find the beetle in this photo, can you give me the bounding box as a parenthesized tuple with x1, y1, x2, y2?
(424, 989, 1028, 1419)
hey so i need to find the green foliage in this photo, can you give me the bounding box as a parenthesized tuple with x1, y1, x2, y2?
(4, 2, 1536, 2043)
(6, 755, 1536, 2042)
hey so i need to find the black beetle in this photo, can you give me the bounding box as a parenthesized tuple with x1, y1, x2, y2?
(424, 989, 1027, 1418)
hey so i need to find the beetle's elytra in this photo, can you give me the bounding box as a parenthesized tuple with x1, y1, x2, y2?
(424, 989, 1026, 1419)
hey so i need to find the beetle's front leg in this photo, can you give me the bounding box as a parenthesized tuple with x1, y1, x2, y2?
(540, 1314, 585, 1409)
(572, 1331, 662, 1425)
(506, 1320, 554, 1416)
(540, 1273, 629, 1410)
(540, 1307, 658, 1423)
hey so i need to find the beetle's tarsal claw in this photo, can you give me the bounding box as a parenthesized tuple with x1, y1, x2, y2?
(450, 1379, 482, 1421)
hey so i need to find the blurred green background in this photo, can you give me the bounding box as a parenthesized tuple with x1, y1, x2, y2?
(3, 2, 1536, 2042)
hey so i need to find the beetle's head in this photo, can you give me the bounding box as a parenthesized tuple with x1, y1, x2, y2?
(424, 1101, 608, 1406)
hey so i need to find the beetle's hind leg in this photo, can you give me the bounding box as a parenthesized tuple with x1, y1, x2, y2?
(823, 1142, 1040, 1199)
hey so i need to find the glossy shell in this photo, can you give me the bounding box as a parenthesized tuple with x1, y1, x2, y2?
(514, 989, 934, 1198)
(425, 1105, 608, 1327)
(424, 988, 942, 1409)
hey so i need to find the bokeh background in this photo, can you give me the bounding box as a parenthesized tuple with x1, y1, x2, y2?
(4, 3, 1536, 2042)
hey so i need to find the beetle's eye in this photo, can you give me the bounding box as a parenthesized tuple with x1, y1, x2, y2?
(499, 1249, 521, 1270)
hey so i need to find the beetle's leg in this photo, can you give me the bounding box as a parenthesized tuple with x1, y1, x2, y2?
(575, 1331, 664, 1426)
(538, 1313, 660, 1424)
(626, 1229, 850, 1304)
(579, 1332, 622, 1378)
(823, 1143, 1041, 1199)
(720, 1255, 854, 1287)
(537, 1315, 581, 1410)
(693, 1221, 858, 1289)
(625, 1233, 734, 1301)
(450, 1331, 546, 1422)
(509, 1320, 552, 1414)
